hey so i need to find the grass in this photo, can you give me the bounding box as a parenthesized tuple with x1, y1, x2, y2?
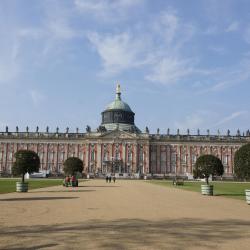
(149, 180, 250, 200)
(0, 178, 63, 194)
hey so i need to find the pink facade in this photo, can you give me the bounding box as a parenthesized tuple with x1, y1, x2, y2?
(0, 129, 249, 178)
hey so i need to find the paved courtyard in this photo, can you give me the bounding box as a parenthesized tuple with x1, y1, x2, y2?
(0, 179, 250, 249)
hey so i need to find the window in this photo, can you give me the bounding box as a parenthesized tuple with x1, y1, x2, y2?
(103, 151, 107, 161)
(49, 152, 53, 162)
(79, 152, 83, 160)
(181, 154, 187, 164)
(59, 152, 64, 161)
(8, 152, 13, 161)
(223, 155, 228, 165)
(38, 152, 43, 161)
(139, 151, 143, 162)
(171, 153, 176, 163)
(115, 150, 120, 160)
(91, 150, 95, 161)
(128, 152, 132, 162)
(192, 154, 197, 164)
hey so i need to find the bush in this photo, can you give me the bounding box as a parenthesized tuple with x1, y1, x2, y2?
(234, 143, 250, 181)
(63, 157, 83, 176)
(12, 150, 40, 183)
(193, 154, 224, 185)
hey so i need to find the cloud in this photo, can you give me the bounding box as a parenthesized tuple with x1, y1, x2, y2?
(209, 46, 226, 54)
(213, 111, 248, 127)
(74, 0, 143, 21)
(86, 9, 198, 84)
(196, 59, 250, 93)
(87, 31, 147, 75)
(174, 113, 205, 131)
(244, 25, 250, 44)
(225, 21, 239, 32)
(29, 90, 45, 106)
(145, 57, 195, 85)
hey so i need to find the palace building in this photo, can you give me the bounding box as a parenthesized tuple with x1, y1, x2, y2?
(0, 84, 249, 178)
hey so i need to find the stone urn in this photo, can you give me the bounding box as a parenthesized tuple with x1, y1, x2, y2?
(201, 184, 213, 196)
(245, 189, 250, 205)
(16, 182, 28, 192)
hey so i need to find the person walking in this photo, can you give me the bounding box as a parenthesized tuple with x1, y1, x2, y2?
(106, 175, 108, 183)
(109, 176, 112, 183)
(113, 176, 116, 183)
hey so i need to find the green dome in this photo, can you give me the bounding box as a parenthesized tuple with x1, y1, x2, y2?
(105, 99, 132, 112)
(104, 84, 133, 112)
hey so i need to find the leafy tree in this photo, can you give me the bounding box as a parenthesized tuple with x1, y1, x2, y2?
(193, 154, 224, 185)
(234, 143, 250, 181)
(12, 150, 40, 183)
(63, 157, 83, 176)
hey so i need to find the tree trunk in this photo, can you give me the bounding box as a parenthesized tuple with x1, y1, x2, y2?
(206, 177, 209, 185)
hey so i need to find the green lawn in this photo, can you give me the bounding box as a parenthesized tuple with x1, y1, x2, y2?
(0, 179, 63, 194)
(149, 180, 250, 200)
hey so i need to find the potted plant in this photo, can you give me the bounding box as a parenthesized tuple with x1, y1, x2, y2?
(193, 154, 224, 195)
(63, 157, 83, 187)
(234, 143, 250, 204)
(12, 150, 40, 192)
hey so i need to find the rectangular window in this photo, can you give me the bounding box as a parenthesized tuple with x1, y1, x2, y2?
(79, 152, 83, 160)
(171, 153, 176, 163)
(181, 154, 187, 164)
(192, 154, 197, 164)
(91, 151, 95, 161)
(128, 152, 132, 162)
(59, 152, 64, 161)
(8, 152, 13, 161)
(223, 155, 228, 165)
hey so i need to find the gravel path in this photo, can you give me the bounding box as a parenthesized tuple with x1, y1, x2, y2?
(0, 179, 250, 250)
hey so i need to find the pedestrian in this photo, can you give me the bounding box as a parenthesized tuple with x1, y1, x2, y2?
(113, 176, 116, 183)
(109, 176, 112, 183)
(106, 175, 108, 183)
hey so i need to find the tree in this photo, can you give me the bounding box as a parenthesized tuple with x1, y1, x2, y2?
(193, 154, 224, 185)
(234, 143, 250, 181)
(12, 150, 40, 183)
(63, 157, 83, 176)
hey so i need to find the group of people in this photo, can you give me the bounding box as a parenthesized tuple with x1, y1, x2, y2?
(63, 175, 78, 187)
(106, 175, 116, 183)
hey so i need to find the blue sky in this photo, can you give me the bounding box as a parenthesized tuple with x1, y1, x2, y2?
(0, 0, 250, 135)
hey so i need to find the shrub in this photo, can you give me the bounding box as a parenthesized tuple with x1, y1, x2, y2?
(193, 154, 224, 185)
(63, 157, 83, 176)
(12, 150, 40, 183)
(234, 143, 250, 181)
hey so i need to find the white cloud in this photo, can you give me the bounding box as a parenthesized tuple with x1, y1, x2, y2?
(174, 113, 205, 130)
(225, 21, 239, 32)
(197, 59, 250, 93)
(87, 9, 198, 83)
(203, 26, 218, 35)
(74, 0, 143, 21)
(87, 31, 147, 75)
(209, 46, 226, 54)
(29, 90, 45, 106)
(244, 25, 250, 44)
(145, 57, 194, 85)
(213, 111, 248, 127)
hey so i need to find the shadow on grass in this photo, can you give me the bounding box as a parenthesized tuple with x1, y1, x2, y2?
(1, 218, 250, 249)
(1, 243, 58, 250)
(81, 185, 120, 188)
(0, 196, 78, 201)
(33, 190, 96, 193)
(215, 193, 245, 197)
